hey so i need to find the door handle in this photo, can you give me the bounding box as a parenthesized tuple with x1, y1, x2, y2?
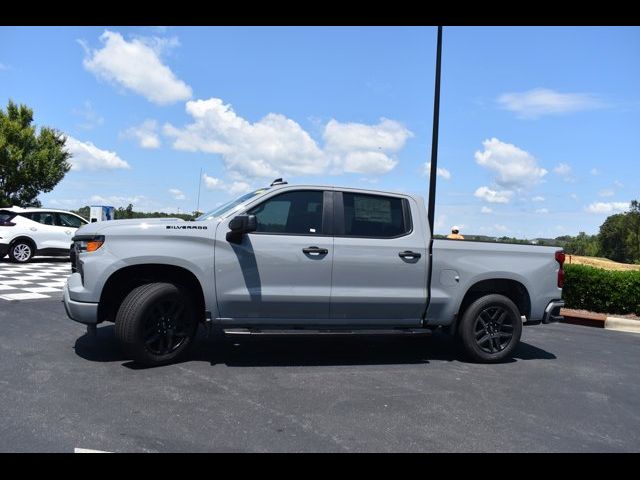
(399, 250, 421, 259)
(302, 246, 328, 255)
(30, 227, 37, 231)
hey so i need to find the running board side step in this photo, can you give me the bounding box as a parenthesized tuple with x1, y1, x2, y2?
(222, 328, 432, 337)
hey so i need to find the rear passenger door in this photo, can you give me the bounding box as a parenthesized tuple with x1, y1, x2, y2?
(330, 191, 427, 325)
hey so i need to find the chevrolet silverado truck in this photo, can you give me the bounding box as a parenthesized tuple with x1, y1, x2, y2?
(64, 181, 565, 366)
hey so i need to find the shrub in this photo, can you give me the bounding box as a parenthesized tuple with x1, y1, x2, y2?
(563, 264, 640, 316)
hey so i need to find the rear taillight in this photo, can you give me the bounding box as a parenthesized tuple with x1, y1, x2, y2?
(555, 250, 565, 288)
(0, 221, 16, 227)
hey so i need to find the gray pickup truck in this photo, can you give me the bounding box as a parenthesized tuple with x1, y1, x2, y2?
(64, 181, 565, 366)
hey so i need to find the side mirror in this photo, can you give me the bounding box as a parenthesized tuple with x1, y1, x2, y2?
(227, 214, 257, 243)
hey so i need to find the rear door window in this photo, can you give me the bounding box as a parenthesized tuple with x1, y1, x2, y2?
(22, 211, 56, 226)
(341, 192, 410, 238)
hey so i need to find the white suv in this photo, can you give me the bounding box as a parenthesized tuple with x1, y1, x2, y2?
(0, 206, 88, 263)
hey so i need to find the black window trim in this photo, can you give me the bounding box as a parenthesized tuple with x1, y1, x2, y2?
(334, 190, 414, 240)
(244, 189, 333, 237)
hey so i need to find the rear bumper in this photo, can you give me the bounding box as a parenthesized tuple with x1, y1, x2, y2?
(63, 282, 99, 325)
(542, 299, 565, 324)
(0, 243, 9, 258)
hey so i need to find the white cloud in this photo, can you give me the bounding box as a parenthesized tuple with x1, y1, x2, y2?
(122, 119, 161, 149)
(323, 118, 412, 174)
(553, 163, 572, 176)
(203, 174, 252, 196)
(474, 186, 513, 204)
(82, 30, 192, 105)
(535, 208, 549, 214)
(570, 193, 579, 200)
(164, 98, 413, 179)
(585, 202, 629, 214)
(65, 136, 131, 171)
(168, 188, 185, 200)
(497, 88, 603, 119)
(203, 174, 222, 189)
(423, 162, 451, 180)
(226, 181, 253, 195)
(598, 189, 614, 197)
(613, 180, 624, 188)
(590, 168, 600, 176)
(481, 206, 493, 214)
(474, 138, 547, 188)
(532, 196, 545, 202)
(494, 224, 509, 232)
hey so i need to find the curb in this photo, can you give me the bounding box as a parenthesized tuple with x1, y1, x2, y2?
(605, 317, 640, 334)
(560, 308, 640, 334)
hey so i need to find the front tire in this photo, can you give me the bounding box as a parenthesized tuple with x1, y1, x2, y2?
(115, 282, 198, 366)
(9, 240, 34, 263)
(458, 294, 522, 363)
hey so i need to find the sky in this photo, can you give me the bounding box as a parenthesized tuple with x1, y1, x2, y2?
(0, 26, 638, 238)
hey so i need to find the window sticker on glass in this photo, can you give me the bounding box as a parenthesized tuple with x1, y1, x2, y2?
(354, 196, 392, 223)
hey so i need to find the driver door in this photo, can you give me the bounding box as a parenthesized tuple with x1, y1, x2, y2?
(214, 189, 334, 323)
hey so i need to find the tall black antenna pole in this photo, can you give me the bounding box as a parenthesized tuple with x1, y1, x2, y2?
(427, 25, 443, 236)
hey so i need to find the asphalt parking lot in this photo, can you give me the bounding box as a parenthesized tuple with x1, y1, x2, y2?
(1, 288, 639, 452)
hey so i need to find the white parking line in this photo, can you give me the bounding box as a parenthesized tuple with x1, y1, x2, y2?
(74, 447, 111, 453)
(0, 292, 51, 301)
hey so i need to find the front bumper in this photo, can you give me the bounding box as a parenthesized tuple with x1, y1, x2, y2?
(542, 299, 565, 324)
(63, 281, 99, 325)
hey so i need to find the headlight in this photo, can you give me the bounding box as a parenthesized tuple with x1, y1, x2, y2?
(73, 235, 105, 253)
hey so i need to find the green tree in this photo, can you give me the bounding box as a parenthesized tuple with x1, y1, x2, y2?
(0, 100, 71, 207)
(564, 232, 599, 257)
(628, 200, 640, 263)
(599, 213, 629, 263)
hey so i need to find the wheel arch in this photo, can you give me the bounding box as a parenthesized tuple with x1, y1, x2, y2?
(9, 236, 38, 254)
(455, 278, 531, 331)
(98, 264, 206, 324)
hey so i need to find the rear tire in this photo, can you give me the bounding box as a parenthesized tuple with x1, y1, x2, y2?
(115, 282, 198, 366)
(458, 294, 522, 363)
(9, 240, 34, 263)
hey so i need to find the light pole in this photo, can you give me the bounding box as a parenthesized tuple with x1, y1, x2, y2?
(424, 26, 443, 326)
(427, 25, 443, 237)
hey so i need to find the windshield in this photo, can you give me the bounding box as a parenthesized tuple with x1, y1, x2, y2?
(195, 188, 271, 221)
